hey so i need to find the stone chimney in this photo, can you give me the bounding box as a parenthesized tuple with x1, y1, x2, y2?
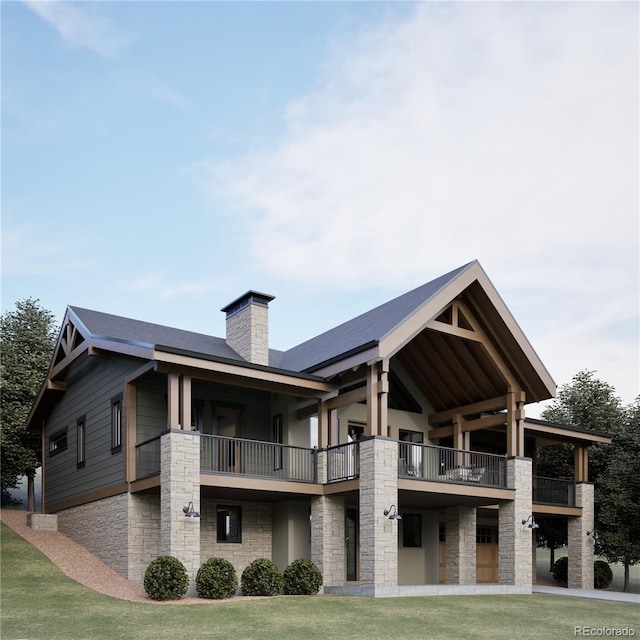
(221, 291, 275, 366)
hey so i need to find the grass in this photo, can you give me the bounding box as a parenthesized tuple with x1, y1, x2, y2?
(1, 524, 639, 640)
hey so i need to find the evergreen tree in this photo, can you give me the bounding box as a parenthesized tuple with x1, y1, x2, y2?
(1, 299, 57, 504)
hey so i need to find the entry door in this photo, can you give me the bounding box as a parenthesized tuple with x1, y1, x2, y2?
(346, 508, 359, 582)
(215, 407, 241, 473)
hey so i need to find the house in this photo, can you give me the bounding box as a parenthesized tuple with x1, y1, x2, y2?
(26, 260, 611, 596)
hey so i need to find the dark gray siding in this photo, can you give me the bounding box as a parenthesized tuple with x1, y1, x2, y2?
(45, 353, 146, 507)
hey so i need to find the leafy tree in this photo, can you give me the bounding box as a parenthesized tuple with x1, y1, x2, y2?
(594, 399, 640, 592)
(1, 299, 56, 504)
(536, 518, 567, 570)
(538, 370, 625, 483)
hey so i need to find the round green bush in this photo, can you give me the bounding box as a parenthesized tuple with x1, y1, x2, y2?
(143, 555, 189, 601)
(283, 558, 323, 595)
(241, 558, 283, 596)
(594, 560, 613, 589)
(551, 556, 568, 584)
(196, 557, 238, 599)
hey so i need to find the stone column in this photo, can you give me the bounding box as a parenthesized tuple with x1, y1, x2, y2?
(568, 482, 594, 589)
(359, 437, 398, 595)
(160, 430, 200, 594)
(311, 494, 345, 587)
(499, 457, 533, 587)
(445, 506, 477, 584)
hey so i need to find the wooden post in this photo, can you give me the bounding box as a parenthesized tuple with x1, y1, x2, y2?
(180, 375, 192, 430)
(167, 373, 180, 429)
(575, 444, 589, 482)
(125, 381, 137, 483)
(366, 364, 378, 437)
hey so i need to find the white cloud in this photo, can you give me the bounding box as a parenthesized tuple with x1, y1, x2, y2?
(23, 0, 132, 59)
(0, 225, 95, 276)
(116, 272, 221, 301)
(203, 2, 638, 403)
(206, 2, 637, 287)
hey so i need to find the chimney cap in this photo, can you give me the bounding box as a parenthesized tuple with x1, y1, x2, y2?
(221, 291, 275, 317)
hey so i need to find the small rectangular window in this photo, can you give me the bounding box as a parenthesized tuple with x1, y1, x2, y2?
(49, 429, 67, 456)
(111, 395, 122, 453)
(76, 416, 86, 468)
(402, 514, 422, 548)
(217, 506, 242, 543)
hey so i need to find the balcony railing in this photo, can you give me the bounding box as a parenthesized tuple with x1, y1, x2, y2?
(398, 442, 507, 488)
(327, 441, 359, 482)
(135, 434, 162, 479)
(533, 476, 576, 506)
(200, 434, 317, 483)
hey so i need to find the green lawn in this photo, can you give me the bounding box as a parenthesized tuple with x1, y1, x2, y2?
(1, 524, 638, 640)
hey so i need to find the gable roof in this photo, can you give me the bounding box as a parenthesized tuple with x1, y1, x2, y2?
(277, 263, 473, 372)
(69, 306, 242, 362)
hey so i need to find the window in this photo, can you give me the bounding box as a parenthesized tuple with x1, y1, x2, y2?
(191, 399, 204, 431)
(272, 414, 283, 470)
(402, 514, 422, 547)
(111, 395, 122, 453)
(76, 416, 86, 468)
(49, 429, 67, 456)
(217, 506, 241, 543)
(477, 526, 498, 544)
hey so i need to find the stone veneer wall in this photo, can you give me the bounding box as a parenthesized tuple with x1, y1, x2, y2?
(200, 499, 272, 578)
(445, 506, 477, 585)
(57, 492, 130, 578)
(568, 482, 594, 589)
(499, 457, 533, 587)
(128, 493, 161, 584)
(160, 430, 201, 589)
(359, 438, 399, 594)
(311, 494, 345, 587)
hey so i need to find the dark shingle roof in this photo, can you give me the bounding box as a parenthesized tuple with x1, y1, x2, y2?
(68, 262, 474, 374)
(69, 306, 243, 362)
(278, 262, 474, 372)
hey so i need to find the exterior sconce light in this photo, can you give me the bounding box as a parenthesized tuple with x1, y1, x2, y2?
(183, 501, 200, 518)
(522, 515, 539, 529)
(384, 505, 402, 521)
(587, 530, 599, 541)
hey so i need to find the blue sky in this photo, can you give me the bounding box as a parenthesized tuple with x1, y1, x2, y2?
(2, 1, 638, 414)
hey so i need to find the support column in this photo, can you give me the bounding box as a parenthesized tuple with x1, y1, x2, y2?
(445, 506, 477, 584)
(359, 438, 398, 596)
(499, 457, 533, 588)
(311, 486, 345, 587)
(568, 483, 594, 589)
(160, 430, 200, 594)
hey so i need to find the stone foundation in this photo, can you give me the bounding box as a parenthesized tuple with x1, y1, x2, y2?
(27, 513, 58, 531)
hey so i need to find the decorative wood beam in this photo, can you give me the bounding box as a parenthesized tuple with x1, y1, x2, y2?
(425, 319, 483, 342)
(167, 373, 180, 429)
(429, 395, 508, 425)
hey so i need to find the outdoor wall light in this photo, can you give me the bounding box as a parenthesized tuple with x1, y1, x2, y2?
(384, 505, 402, 521)
(522, 515, 539, 529)
(183, 501, 200, 518)
(587, 530, 599, 541)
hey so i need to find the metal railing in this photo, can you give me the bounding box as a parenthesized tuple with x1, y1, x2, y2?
(135, 434, 162, 479)
(327, 441, 359, 482)
(398, 441, 507, 488)
(200, 434, 317, 483)
(533, 476, 576, 506)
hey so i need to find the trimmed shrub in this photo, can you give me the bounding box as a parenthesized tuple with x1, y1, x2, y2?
(594, 560, 613, 590)
(143, 555, 189, 601)
(283, 558, 323, 595)
(196, 557, 238, 599)
(241, 558, 283, 596)
(551, 556, 568, 584)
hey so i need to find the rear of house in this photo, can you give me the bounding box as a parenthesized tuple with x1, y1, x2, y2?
(26, 261, 610, 595)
